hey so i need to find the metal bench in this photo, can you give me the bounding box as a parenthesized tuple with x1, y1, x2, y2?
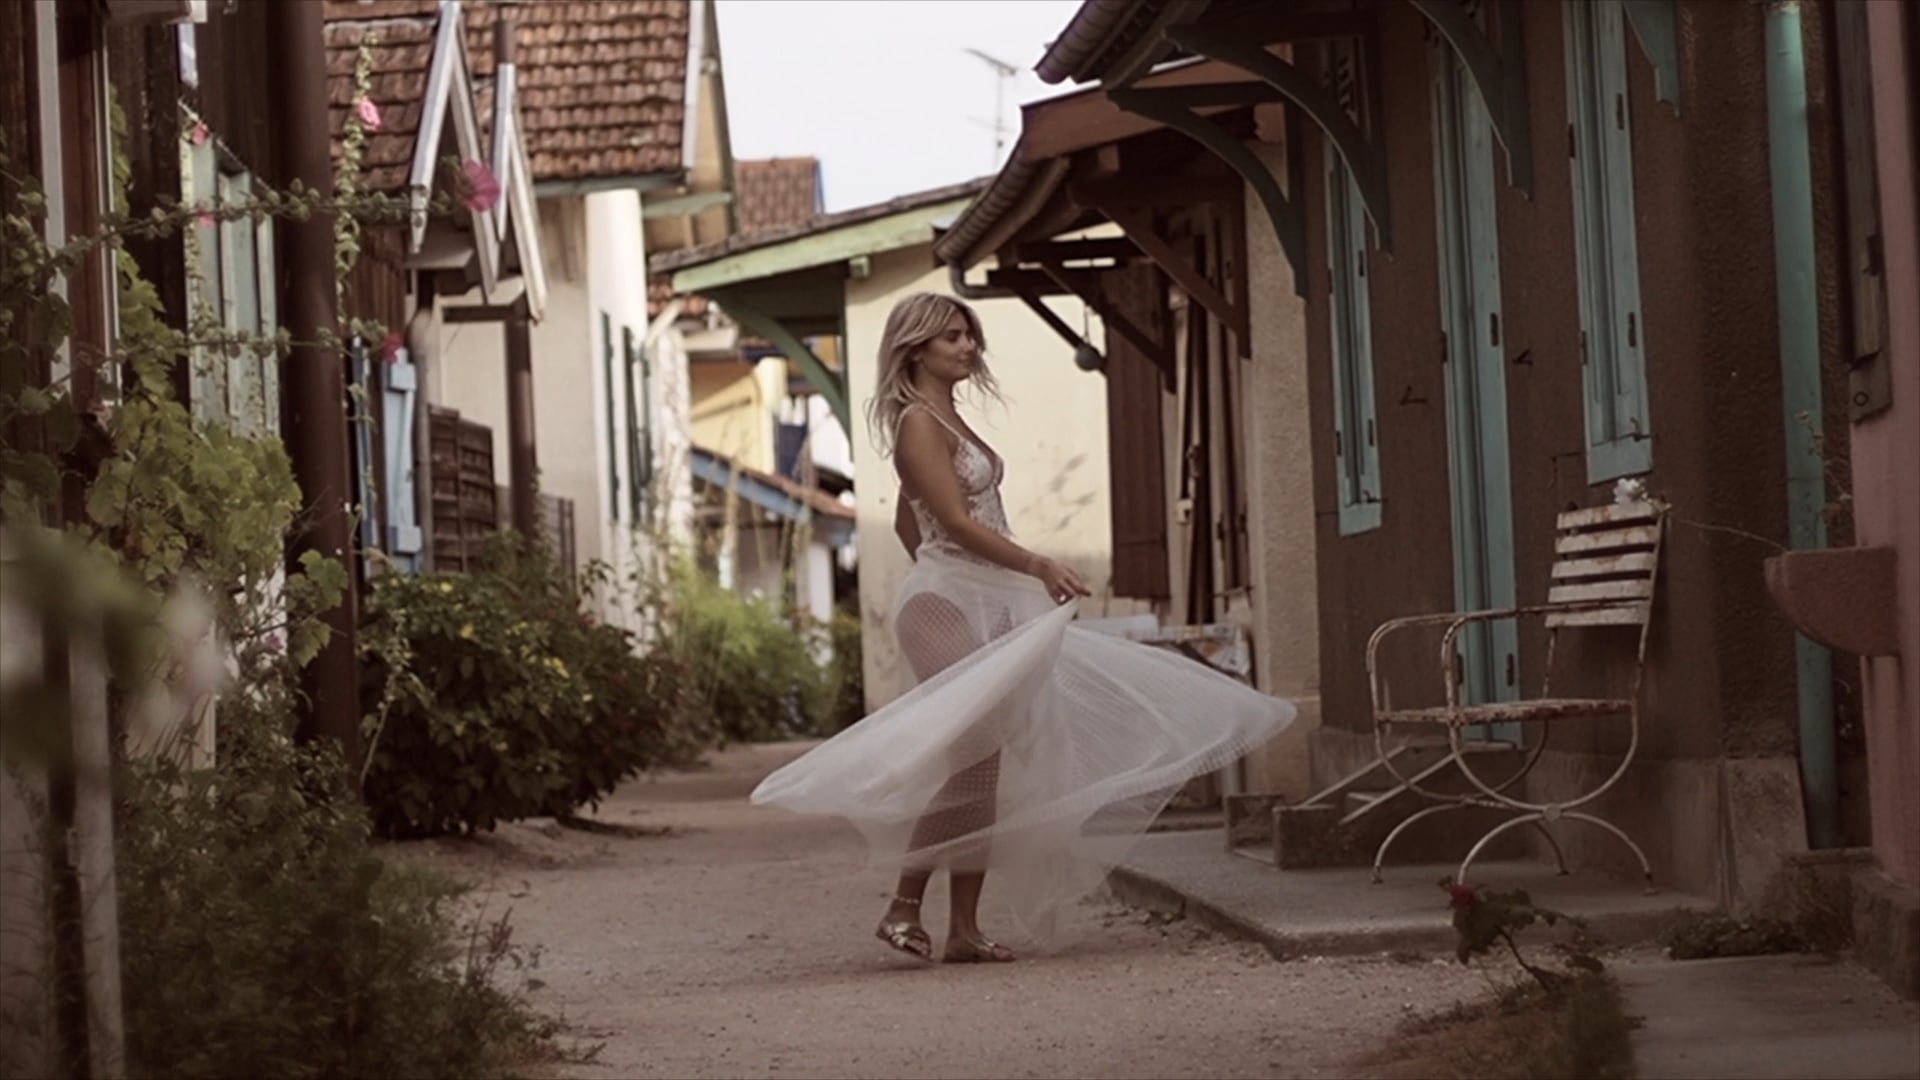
(1365, 498, 1665, 887)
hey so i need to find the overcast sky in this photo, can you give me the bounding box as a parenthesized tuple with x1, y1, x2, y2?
(714, 0, 1084, 212)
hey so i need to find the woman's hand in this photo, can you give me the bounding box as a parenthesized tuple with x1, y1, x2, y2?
(1027, 556, 1092, 605)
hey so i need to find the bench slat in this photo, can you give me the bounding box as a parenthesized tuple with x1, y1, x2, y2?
(1547, 605, 1648, 628)
(1550, 579, 1653, 604)
(1552, 552, 1658, 579)
(1555, 523, 1662, 556)
(1557, 501, 1661, 531)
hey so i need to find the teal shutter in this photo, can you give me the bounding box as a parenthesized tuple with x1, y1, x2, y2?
(622, 327, 647, 523)
(601, 311, 619, 517)
(383, 348, 423, 571)
(1567, 0, 1652, 482)
(1328, 153, 1383, 535)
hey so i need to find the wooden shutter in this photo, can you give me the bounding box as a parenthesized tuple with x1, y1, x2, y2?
(382, 348, 424, 571)
(1105, 263, 1171, 600)
(429, 406, 499, 573)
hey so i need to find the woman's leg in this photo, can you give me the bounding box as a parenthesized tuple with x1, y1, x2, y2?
(878, 594, 1007, 953)
(890, 593, 1012, 960)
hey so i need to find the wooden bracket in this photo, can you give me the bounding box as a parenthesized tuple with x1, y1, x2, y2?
(1166, 23, 1393, 252)
(1028, 267, 1176, 392)
(1104, 82, 1308, 299)
(1408, 0, 1535, 194)
(1099, 204, 1251, 354)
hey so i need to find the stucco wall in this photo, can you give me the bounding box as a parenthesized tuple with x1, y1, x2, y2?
(431, 192, 692, 625)
(1234, 140, 1323, 801)
(846, 244, 1146, 709)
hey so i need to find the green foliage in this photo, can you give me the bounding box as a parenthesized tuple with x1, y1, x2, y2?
(819, 607, 867, 735)
(359, 541, 697, 838)
(116, 688, 558, 1079)
(653, 560, 837, 745)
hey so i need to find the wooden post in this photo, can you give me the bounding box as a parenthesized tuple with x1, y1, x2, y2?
(269, 0, 361, 770)
(505, 297, 539, 538)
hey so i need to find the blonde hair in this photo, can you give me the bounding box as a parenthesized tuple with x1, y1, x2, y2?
(866, 292, 1003, 457)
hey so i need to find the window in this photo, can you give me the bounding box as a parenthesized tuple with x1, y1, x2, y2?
(1327, 153, 1382, 535)
(601, 311, 619, 517)
(622, 326, 652, 524)
(1566, 0, 1652, 482)
(183, 124, 277, 434)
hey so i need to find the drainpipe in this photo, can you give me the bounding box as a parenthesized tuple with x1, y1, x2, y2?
(1762, 0, 1840, 850)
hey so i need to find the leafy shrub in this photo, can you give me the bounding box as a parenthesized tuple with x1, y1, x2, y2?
(653, 561, 832, 745)
(359, 544, 695, 838)
(819, 607, 867, 734)
(116, 688, 556, 1079)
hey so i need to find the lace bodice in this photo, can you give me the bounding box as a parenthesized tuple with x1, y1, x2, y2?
(901, 406, 1011, 563)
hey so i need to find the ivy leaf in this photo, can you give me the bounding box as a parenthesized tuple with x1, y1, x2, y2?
(1, 449, 60, 502)
(45, 396, 80, 451)
(16, 385, 52, 415)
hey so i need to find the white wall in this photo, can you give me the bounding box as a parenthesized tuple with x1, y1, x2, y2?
(846, 244, 1149, 710)
(430, 192, 693, 628)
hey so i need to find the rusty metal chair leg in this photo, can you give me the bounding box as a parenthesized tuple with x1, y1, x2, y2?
(1561, 811, 1656, 892)
(1371, 802, 1467, 883)
(1528, 819, 1569, 875)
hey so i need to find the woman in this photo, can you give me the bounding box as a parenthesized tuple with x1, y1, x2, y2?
(750, 293, 1294, 964)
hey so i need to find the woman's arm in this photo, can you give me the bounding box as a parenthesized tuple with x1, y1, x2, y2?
(894, 411, 1089, 598)
(894, 495, 921, 559)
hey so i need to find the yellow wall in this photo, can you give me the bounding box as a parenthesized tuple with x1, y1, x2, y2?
(689, 358, 784, 474)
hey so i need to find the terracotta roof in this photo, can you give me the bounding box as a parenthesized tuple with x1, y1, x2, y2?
(735, 158, 823, 234)
(651, 177, 992, 276)
(462, 1, 690, 184)
(323, 4, 441, 193)
(648, 276, 710, 320)
(324, 0, 689, 192)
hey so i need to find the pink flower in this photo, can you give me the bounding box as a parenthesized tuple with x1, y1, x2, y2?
(196, 210, 216, 229)
(1446, 883, 1479, 910)
(265, 632, 285, 654)
(461, 159, 501, 212)
(379, 331, 404, 364)
(356, 97, 383, 131)
(190, 121, 209, 146)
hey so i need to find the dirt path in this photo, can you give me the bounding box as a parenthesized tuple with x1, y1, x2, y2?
(393, 742, 1489, 1080)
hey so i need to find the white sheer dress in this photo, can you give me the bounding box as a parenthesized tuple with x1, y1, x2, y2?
(750, 406, 1296, 946)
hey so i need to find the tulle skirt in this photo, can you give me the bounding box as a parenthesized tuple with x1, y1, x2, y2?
(749, 547, 1297, 947)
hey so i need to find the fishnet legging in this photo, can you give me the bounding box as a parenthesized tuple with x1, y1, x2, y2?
(895, 591, 1014, 873)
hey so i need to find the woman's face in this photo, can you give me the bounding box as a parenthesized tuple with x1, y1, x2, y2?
(914, 309, 979, 386)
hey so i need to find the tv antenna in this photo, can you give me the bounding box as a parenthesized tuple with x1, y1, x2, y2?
(964, 47, 1020, 165)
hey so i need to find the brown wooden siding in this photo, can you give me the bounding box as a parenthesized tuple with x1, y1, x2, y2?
(1105, 262, 1171, 600)
(1300, 0, 1851, 777)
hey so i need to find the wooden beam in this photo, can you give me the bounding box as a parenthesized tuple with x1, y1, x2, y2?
(441, 303, 515, 324)
(711, 287, 850, 433)
(504, 297, 539, 538)
(1012, 237, 1144, 264)
(1038, 266, 1176, 390)
(1101, 205, 1251, 349)
(668, 198, 972, 294)
(1068, 175, 1244, 208)
(1104, 85, 1308, 298)
(1167, 23, 1394, 251)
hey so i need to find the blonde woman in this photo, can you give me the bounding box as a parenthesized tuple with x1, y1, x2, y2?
(752, 293, 1293, 964)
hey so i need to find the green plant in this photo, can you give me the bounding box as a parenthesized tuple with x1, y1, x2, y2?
(115, 687, 561, 1079)
(358, 540, 695, 838)
(653, 559, 833, 745)
(819, 607, 867, 734)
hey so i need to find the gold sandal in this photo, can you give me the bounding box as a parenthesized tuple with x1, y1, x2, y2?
(874, 896, 933, 962)
(943, 934, 1016, 963)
